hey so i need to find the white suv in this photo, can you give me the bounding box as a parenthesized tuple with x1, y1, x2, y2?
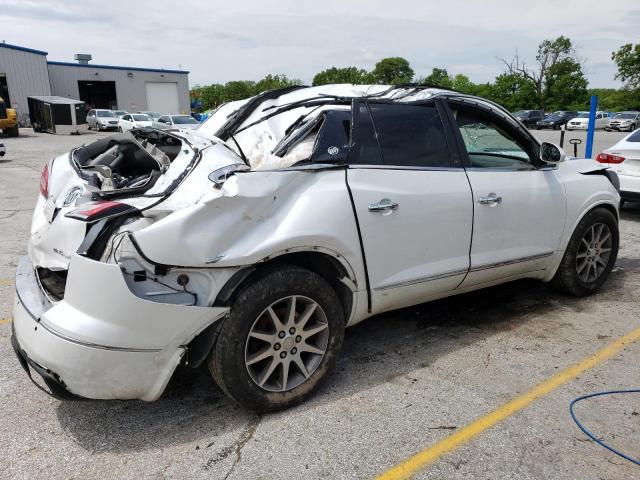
(12, 85, 621, 411)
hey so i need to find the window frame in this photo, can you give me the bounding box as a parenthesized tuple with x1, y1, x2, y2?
(348, 98, 461, 170)
(441, 98, 546, 171)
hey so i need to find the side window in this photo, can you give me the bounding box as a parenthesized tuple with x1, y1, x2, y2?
(122, 115, 130, 121)
(88, 110, 94, 117)
(452, 107, 534, 169)
(352, 102, 383, 165)
(368, 103, 450, 168)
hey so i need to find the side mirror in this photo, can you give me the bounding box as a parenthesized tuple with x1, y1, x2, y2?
(540, 142, 566, 164)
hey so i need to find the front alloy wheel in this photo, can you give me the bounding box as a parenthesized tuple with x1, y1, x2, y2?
(551, 208, 619, 296)
(576, 223, 612, 283)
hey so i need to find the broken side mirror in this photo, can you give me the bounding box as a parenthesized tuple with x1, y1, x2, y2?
(540, 142, 566, 164)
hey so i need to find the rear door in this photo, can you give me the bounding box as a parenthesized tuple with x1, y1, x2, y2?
(347, 101, 473, 314)
(446, 100, 565, 287)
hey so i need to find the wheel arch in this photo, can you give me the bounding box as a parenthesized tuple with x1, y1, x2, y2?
(213, 248, 357, 324)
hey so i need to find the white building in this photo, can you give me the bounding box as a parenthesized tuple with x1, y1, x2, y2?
(0, 42, 190, 122)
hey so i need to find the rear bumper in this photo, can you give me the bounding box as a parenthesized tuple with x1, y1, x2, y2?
(619, 174, 640, 200)
(12, 254, 228, 401)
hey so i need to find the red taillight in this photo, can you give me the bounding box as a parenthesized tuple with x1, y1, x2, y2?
(40, 162, 49, 198)
(65, 200, 136, 222)
(596, 152, 625, 164)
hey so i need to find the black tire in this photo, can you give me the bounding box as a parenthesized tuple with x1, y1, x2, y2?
(631, 124, 637, 132)
(551, 207, 619, 296)
(209, 266, 345, 412)
(5, 125, 19, 137)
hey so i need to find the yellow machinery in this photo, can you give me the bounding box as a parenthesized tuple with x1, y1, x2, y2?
(0, 97, 19, 136)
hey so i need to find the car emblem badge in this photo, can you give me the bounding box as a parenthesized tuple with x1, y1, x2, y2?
(63, 186, 82, 207)
(327, 146, 339, 156)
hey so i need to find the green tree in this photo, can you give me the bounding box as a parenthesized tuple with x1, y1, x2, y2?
(488, 73, 538, 111)
(223, 80, 256, 102)
(422, 68, 453, 88)
(544, 58, 588, 110)
(371, 57, 414, 84)
(451, 74, 475, 94)
(612, 44, 640, 90)
(500, 36, 587, 110)
(254, 74, 302, 94)
(312, 66, 372, 86)
(199, 83, 225, 110)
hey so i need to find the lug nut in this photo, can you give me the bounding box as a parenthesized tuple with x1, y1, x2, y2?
(289, 327, 296, 334)
(280, 351, 287, 359)
(274, 343, 281, 350)
(278, 331, 286, 338)
(295, 335, 302, 342)
(291, 347, 297, 354)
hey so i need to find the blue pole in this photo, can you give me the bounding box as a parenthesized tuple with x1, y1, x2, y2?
(585, 95, 598, 159)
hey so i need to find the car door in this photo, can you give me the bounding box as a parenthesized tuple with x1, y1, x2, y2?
(446, 100, 566, 287)
(87, 110, 95, 128)
(347, 101, 473, 314)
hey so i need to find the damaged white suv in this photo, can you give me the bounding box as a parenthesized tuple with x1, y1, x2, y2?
(12, 85, 621, 411)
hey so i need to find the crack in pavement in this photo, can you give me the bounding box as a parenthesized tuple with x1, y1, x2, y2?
(204, 414, 261, 478)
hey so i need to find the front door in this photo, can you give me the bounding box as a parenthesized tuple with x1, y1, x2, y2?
(447, 101, 566, 287)
(347, 101, 473, 314)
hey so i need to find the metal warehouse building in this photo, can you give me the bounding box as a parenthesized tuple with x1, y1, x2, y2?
(0, 43, 51, 122)
(0, 41, 189, 122)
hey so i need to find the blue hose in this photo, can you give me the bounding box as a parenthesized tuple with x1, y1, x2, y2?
(570, 389, 640, 466)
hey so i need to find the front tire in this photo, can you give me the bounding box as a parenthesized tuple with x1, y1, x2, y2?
(209, 266, 345, 412)
(551, 208, 619, 296)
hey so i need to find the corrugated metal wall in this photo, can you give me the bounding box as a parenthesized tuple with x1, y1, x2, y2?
(0, 45, 51, 119)
(47, 63, 190, 114)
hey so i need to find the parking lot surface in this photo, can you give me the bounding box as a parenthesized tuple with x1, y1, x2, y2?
(1, 128, 639, 479)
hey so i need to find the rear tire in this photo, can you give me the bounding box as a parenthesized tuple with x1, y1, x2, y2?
(209, 266, 345, 412)
(551, 208, 618, 296)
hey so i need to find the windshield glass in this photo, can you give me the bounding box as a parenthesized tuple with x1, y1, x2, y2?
(614, 113, 636, 119)
(576, 113, 589, 118)
(172, 116, 198, 124)
(97, 111, 116, 118)
(146, 112, 160, 118)
(513, 111, 526, 117)
(132, 114, 151, 121)
(115, 111, 127, 115)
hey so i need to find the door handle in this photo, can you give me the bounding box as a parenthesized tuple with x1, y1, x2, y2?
(478, 193, 502, 206)
(368, 199, 399, 212)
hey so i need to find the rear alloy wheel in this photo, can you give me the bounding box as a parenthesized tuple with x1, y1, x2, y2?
(209, 266, 345, 411)
(551, 208, 619, 296)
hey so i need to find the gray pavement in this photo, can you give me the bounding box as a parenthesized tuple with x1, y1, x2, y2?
(0, 128, 639, 479)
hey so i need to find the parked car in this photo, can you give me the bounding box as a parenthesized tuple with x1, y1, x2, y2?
(0, 142, 5, 156)
(536, 111, 578, 130)
(513, 110, 544, 128)
(154, 115, 200, 130)
(86, 109, 119, 131)
(605, 112, 640, 132)
(12, 85, 620, 412)
(566, 112, 609, 131)
(113, 110, 128, 118)
(137, 111, 162, 121)
(118, 113, 153, 132)
(597, 128, 640, 204)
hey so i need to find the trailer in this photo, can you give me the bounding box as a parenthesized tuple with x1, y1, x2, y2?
(27, 96, 87, 135)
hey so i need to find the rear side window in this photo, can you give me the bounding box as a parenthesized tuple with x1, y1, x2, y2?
(367, 103, 450, 168)
(627, 130, 640, 142)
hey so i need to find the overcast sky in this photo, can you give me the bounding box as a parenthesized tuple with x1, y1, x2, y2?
(2, 0, 638, 88)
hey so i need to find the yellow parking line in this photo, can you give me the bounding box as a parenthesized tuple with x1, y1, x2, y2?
(0, 317, 12, 325)
(0, 278, 13, 287)
(374, 325, 640, 480)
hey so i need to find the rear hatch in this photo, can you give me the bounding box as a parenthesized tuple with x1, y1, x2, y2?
(29, 129, 204, 275)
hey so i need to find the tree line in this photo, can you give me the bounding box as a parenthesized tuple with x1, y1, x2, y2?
(190, 37, 640, 113)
